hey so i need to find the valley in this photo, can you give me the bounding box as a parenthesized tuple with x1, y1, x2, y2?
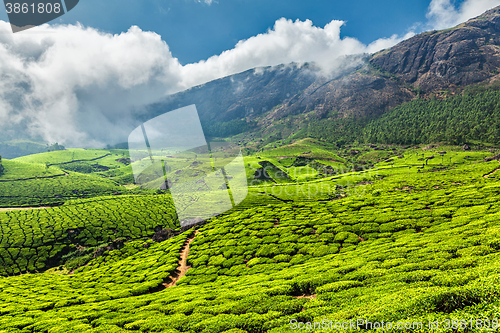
(1, 139, 500, 332)
(3, 5, 500, 332)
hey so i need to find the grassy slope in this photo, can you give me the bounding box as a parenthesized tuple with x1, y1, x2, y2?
(0, 140, 47, 159)
(0, 150, 141, 207)
(0, 159, 127, 208)
(0, 159, 64, 180)
(0, 195, 178, 275)
(245, 139, 349, 185)
(0, 145, 500, 331)
(14, 148, 132, 180)
(14, 149, 118, 166)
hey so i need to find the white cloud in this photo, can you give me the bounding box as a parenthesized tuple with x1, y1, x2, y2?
(0, 22, 184, 146)
(181, 18, 372, 87)
(0, 17, 409, 147)
(427, 0, 500, 30)
(365, 31, 416, 54)
(196, 0, 217, 5)
(2, 0, 499, 148)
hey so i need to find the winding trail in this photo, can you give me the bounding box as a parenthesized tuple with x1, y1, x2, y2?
(0, 206, 52, 212)
(294, 294, 317, 299)
(162, 230, 200, 288)
(46, 153, 112, 167)
(483, 160, 500, 178)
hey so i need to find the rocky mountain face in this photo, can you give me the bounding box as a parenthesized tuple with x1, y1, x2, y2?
(272, 5, 500, 122)
(370, 6, 500, 92)
(267, 66, 414, 122)
(142, 63, 319, 124)
(145, 6, 500, 134)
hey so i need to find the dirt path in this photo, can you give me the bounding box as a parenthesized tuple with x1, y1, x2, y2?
(294, 294, 317, 299)
(0, 206, 52, 212)
(47, 153, 112, 167)
(162, 230, 200, 288)
(483, 160, 500, 178)
(0, 173, 68, 182)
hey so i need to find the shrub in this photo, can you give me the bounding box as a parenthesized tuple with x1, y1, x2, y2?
(316, 280, 363, 293)
(273, 254, 291, 262)
(333, 232, 360, 244)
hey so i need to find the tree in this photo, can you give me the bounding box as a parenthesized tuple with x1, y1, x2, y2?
(47, 143, 66, 152)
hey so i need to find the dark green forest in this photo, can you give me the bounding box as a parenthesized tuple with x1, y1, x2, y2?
(304, 85, 500, 146)
(204, 119, 257, 138)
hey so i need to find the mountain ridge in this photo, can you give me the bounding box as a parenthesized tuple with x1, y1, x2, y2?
(142, 5, 500, 143)
(370, 5, 500, 91)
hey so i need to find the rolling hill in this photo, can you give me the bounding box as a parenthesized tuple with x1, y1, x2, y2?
(1, 144, 500, 332)
(3, 5, 500, 333)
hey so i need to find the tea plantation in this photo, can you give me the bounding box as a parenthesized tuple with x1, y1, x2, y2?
(0, 195, 177, 275)
(0, 150, 147, 207)
(0, 144, 500, 332)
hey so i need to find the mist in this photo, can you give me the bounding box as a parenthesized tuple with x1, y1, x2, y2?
(0, 0, 492, 148)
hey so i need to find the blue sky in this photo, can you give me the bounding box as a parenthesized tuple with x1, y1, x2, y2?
(1, 0, 463, 64)
(1, 0, 498, 147)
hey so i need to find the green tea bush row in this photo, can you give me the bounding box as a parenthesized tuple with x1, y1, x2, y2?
(1, 148, 500, 331)
(0, 195, 177, 275)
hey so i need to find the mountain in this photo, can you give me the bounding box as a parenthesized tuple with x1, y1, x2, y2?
(143, 63, 318, 124)
(4, 6, 500, 155)
(4, 7, 500, 154)
(370, 6, 500, 92)
(266, 5, 500, 122)
(143, 5, 500, 142)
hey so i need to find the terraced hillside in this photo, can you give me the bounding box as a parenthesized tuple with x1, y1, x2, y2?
(0, 149, 145, 208)
(0, 195, 178, 275)
(14, 148, 135, 185)
(0, 159, 126, 208)
(1, 144, 500, 332)
(4, 5, 500, 332)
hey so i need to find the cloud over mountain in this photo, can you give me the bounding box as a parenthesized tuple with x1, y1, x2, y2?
(0, 0, 496, 147)
(427, 0, 500, 29)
